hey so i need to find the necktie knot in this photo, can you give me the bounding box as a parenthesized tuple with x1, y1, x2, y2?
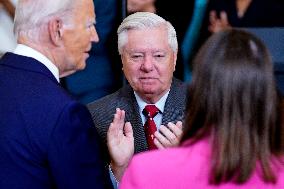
(143, 105, 159, 118)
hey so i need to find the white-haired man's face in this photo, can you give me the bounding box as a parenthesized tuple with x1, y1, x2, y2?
(121, 25, 177, 103)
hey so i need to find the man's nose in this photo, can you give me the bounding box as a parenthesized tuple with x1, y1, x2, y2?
(141, 55, 154, 72)
(90, 25, 99, 43)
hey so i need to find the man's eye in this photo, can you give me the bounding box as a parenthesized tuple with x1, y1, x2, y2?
(154, 54, 165, 58)
(87, 24, 94, 28)
(131, 55, 143, 59)
(86, 22, 95, 29)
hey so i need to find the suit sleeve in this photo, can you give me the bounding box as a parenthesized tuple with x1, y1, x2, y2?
(47, 102, 113, 189)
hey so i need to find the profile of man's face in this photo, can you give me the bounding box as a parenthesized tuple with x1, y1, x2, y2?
(121, 25, 177, 103)
(60, 0, 98, 75)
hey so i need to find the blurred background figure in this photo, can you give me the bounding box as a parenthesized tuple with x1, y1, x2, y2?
(197, 0, 284, 50)
(119, 29, 284, 188)
(207, 0, 284, 33)
(0, 0, 17, 56)
(127, 0, 156, 13)
(185, 0, 284, 88)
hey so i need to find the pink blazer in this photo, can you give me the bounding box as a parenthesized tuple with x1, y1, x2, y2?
(120, 139, 284, 189)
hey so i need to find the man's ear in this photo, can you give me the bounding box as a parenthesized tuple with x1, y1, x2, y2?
(173, 52, 177, 71)
(48, 18, 63, 46)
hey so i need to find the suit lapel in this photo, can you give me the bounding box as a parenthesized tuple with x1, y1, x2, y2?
(162, 79, 186, 126)
(118, 85, 148, 153)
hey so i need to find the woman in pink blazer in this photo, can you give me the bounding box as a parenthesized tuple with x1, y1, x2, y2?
(119, 29, 284, 188)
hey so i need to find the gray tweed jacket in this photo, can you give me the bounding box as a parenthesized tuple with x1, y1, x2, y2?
(87, 78, 188, 157)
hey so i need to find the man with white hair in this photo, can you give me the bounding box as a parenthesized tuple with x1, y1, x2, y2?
(0, 0, 112, 188)
(88, 12, 188, 184)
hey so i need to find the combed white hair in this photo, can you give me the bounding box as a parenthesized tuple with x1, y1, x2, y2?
(14, 0, 80, 40)
(117, 12, 178, 54)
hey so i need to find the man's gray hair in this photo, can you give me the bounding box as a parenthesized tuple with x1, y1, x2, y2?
(14, 0, 80, 39)
(117, 12, 178, 54)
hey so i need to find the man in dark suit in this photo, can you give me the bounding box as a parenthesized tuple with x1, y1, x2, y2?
(87, 12, 187, 183)
(0, 0, 112, 188)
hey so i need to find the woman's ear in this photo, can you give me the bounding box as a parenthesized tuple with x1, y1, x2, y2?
(48, 18, 63, 46)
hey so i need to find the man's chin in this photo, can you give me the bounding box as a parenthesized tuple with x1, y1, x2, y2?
(139, 87, 157, 96)
(138, 90, 161, 103)
(60, 70, 76, 78)
(60, 62, 86, 78)
(78, 62, 86, 70)
(75, 60, 87, 71)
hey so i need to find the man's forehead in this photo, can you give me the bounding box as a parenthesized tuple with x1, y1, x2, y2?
(125, 48, 168, 53)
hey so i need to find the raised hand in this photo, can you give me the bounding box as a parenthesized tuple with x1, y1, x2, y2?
(208, 10, 231, 33)
(107, 108, 134, 181)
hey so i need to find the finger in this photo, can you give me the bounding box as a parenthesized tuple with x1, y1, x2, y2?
(159, 125, 179, 146)
(153, 138, 165, 149)
(209, 10, 217, 24)
(115, 108, 123, 122)
(107, 123, 117, 145)
(112, 109, 120, 124)
(113, 108, 125, 130)
(108, 123, 115, 135)
(154, 130, 172, 147)
(124, 122, 133, 138)
(220, 11, 229, 25)
(176, 121, 183, 129)
(167, 122, 183, 139)
(120, 109, 125, 120)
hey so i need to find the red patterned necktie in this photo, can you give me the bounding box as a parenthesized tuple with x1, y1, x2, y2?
(143, 105, 159, 150)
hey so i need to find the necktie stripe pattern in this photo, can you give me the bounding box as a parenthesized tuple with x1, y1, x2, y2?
(142, 105, 159, 150)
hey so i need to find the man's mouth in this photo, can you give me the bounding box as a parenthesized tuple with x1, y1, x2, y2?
(139, 77, 157, 82)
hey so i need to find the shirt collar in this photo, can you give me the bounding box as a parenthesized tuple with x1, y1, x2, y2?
(134, 90, 170, 113)
(14, 44, 60, 82)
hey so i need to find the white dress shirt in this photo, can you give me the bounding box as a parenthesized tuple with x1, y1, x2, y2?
(14, 44, 60, 82)
(134, 90, 170, 129)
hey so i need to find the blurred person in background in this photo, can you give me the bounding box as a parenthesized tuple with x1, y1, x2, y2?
(208, 0, 284, 33)
(0, 0, 17, 56)
(127, 0, 156, 13)
(197, 0, 284, 48)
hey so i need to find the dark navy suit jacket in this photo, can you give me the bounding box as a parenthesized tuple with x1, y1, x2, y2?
(0, 53, 112, 189)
